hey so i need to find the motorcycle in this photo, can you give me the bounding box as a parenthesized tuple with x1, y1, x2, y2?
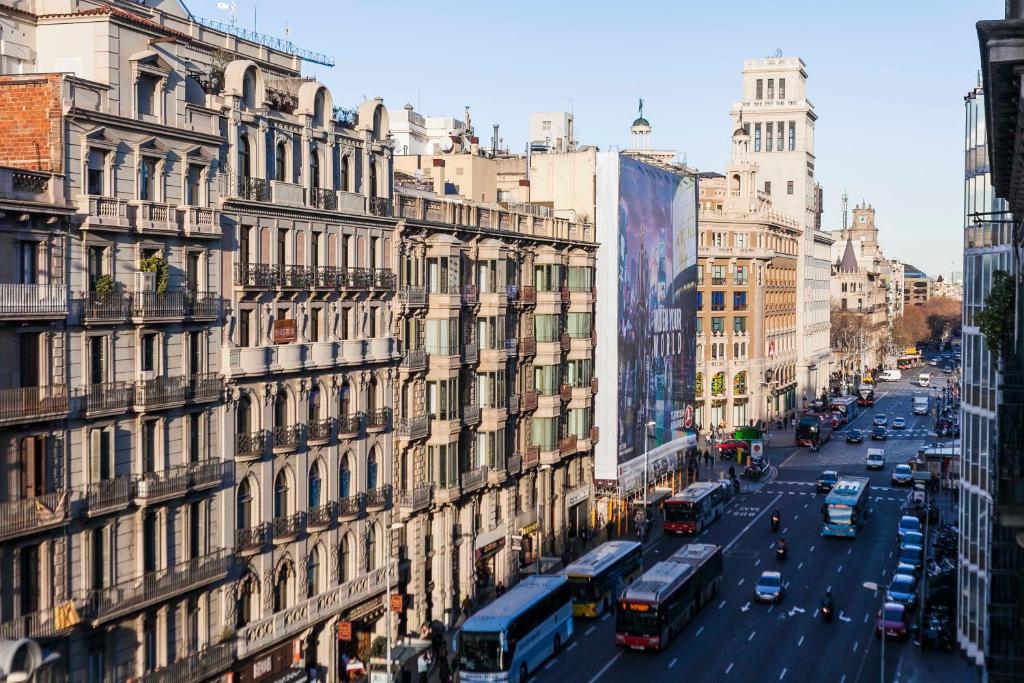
(770, 514, 781, 532)
(821, 604, 834, 623)
(776, 544, 787, 561)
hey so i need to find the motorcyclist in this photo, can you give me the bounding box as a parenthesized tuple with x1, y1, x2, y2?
(770, 509, 781, 531)
(776, 537, 787, 557)
(821, 590, 834, 611)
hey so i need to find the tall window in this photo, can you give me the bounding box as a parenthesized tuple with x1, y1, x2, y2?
(340, 455, 351, 498)
(367, 450, 378, 490)
(275, 141, 287, 182)
(274, 470, 290, 519)
(339, 536, 351, 582)
(754, 124, 761, 152)
(778, 78, 786, 99)
(340, 156, 350, 192)
(306, 548, 321, 598)
(765, 123, 773, 152)
(767, 79, 774, 99)
(186, 164, 203, 205)
(242, 68, 257, 109)
(776, 121, 783, 151)
(764, 181, 772, 195)
(138, 157, 158, 201)
(309, 147, 321, 188)
(788, 121, 796, 151)
(238, 135, 251, 178)
(367, 524, 379, 571)
(142, 421, 157, 473)
(137, 74, 159, 117)
(787, 180, 794, 195)
(756, 79, 763, 99)
(273, 563, 292, 612)
(236, 478, 252, 530)
(309, 463, 322, 508)
(87, 149, 107, 195)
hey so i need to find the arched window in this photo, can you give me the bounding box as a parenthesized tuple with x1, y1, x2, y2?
(367, 523, 378, 571)
(309, 462, 322, 508)
(236, 477, 253, 530)
(367, 449, 378, 491)
(306, 546, 321, 598)
(275, 141, 287, 182)
(340, 156, 350, 193)
(313, 90, 325, 128)
(237, 394, 251, 435)
(340, 382, 352, 417)
(273, 562, 292, 612)
(274, 470, 290, 519)
(309, 146, 321, 189)
(274, 391, 289, 428)
(237, 572, 259, 628)
(340, 454, 351, 499)
(308, 386, 322, 420)
(242, 68, 257, 109)
(238, 135, 251, 178)
(339, 535, 351, 582)
(367, 377, 378, 412)
(372, 107, 383, 139)
(368, 159, 378, 200)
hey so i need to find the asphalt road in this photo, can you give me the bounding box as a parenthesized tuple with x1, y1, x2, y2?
(533, 377, 956, 683)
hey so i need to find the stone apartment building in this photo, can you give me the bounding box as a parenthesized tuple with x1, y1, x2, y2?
(0, 1, 398, 681)
(695, 123, 801, 429)
(390, 159, 598, 629)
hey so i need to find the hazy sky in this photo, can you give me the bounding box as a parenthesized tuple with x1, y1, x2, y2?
(187, 0, 999, 278)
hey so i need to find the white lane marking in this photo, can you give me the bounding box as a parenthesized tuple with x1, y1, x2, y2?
(837, 565, 844, 574)
(585, 626, 596, 636)
(718, 599, 727, 609)
(783, 527, 789, 533)
(726, 663, 734, 674)
(863, 613, 869, 623)
(748, 630, 756, 641)
(797, 635, 804, 647)
(545, 659, 558, 670)
(810, 545, 816, 553)
(586, 652, 623, 683)
(794, 515, 799, 520)
(755, 559, 761, 567)
(888, 551, 893, 559)
(725, 493, 785, 554)
(804, 503, 809, 509)
(852, 641, 859, 653)
(601, 612, 611, 622)
(840, 675, 847, 683)
(779, 668, 788, 680)
(697, 626, 704, 637)
(847, 547, 853, 555)
(669, 658, 678, 669)
(813, 608, 819, 618)
(738, 578, 745, 586)
(798, 562, 804, 570)
(768, 604, 775, 613)
(567, 642, 578, 652)
(769, 542, 777, 550)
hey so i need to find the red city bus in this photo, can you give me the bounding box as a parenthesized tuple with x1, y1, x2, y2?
(663, 481, 728, 534)
(614, 543, 724, 651)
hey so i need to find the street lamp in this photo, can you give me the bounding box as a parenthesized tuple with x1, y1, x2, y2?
(536, 464, 552, 575)
(385, 517, 405, 682)
(863, 581, 885, 683)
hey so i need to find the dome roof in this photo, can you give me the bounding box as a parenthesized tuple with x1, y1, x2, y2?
(632, 116, 650, 128)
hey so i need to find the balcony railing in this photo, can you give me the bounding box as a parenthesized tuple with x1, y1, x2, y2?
(400, 348, 427, 371)
(272, 512, 305, 542)
(91, 549, 231, 623)
(272, 424, 302, 451)
(559, 435, 578, 455)
(399, 484, 433, 514)
(307, 502, 336, 530)
(366, 484, 392, 510)
(371, 268, 397, 291)
(78, 291, 125, 322)
(307, 417, 335, 443)
(520, 286, 536, 304)
(369, 197, 393, 217)
(86, 476, 134, 515)
(183, 206, 219, 238)
(136, 465, 191, 503)
(399, 285, 427, 307)
(462, 283, 478, 305)
(0, 491, 70, 542)
(236, 430, 268, 461)
(0, 385, 69, 425)
(338, 414, 361, 437)
(560, 333, 571, 351)
(463, 342, 479, 364)
(463, 404, 481, 426)
(507, 394, 520, 414)
(461, 467, 488, 493)
(134, 641, 235, 683)
(365, 408, 390, 432)
(591, 377, 600, 394)
(134, 375, 187, 409)
(396, 414, 430, 440)
(337, 493, 364, 520)
(83, 381, 134, 415)
(190, 373, 223, 403)
(521, 390, 538, 412)
(426, 343, 460, 357)
(524, 446, 540, 469)
(0, 283, 66, 317)
(188, 459, 227, 490)
(237, 176, 270, 202)
(559, 384, 572, 401)
(0, 599, 90, 640)
(590, 426, 600, 444)
(521, 337, 537, 355)
(507, 454, 522, 474)
(236, 523, 270, 554)
(506, 284, 519, 300)
(505, 338, 518, 356)
(308, 186, 337, 211)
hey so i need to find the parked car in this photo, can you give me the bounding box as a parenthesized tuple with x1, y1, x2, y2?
(887, 573, 919, 611)
(717, 439, 749, 461)
(892, 464, 914, 486)
(873, 414, 889, 427)
(892, 417, 906, 430)
(846, 428, 864, 444)
(866, 449, 886, 470)
(901, 530, 924, 548)
(754, 570, 785, 603)
(876, 602, 912, 641)
(897, 515, 922, 543)
(817, 470, 839, 493)
(872, 425, 888, 441)
(897, 543, 924, 575)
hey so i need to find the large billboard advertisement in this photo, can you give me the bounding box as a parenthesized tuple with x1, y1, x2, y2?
(607, 155, 697, 490)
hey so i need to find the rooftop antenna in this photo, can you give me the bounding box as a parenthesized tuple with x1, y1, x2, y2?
(841, 189, 849, 230)
(772, 48, 783, 58)
(215, 0, 237, 27)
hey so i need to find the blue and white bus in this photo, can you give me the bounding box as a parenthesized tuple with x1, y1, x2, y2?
(560, 540, 642, 617)
(458, 575, 574, 683)
(822, 476, 871, 538)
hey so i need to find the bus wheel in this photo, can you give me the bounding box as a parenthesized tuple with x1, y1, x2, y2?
(521, 663, 529, 683)
(553, 635, 562, 654)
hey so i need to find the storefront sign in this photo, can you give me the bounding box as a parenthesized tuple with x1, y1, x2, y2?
(475, 537, 506, 561)
(520, 522, 538, 536)
(272, 318, 297, 344)
(337, 621, 353, 641)
(347, 595, 385, 621)
(511, 534, 523, 551)
(390, 593, 404, 613)
(230, 640, 298, 683)
(566, 486, 589, 508)
(750, 440, 764, 460)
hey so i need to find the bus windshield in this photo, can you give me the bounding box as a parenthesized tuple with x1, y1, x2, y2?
(459, 631, 507, 672)
(617, 605, 659, 636)
(567, 575, 598, 602)
(665, 503, 696, 522)
(827, 504, 853, 525)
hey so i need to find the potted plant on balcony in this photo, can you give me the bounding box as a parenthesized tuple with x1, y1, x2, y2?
(94, 274, 115, 294)
(139, 254, 170, 294)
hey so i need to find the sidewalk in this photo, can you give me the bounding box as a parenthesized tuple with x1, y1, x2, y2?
(892, 641, 980, 683)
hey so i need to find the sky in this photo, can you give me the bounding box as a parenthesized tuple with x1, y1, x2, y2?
(187, 0, 1001, 279)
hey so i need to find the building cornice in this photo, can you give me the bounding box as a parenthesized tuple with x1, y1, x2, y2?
(67, 107, 223, 147)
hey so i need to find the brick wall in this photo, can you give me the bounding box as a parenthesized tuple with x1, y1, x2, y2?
(0, 74, 63, 173)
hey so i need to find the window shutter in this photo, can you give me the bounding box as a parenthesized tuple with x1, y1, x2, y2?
(90, 429, 102, 483)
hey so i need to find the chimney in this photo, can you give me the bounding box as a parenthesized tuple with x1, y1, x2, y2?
(469, 136, 479, 156)
(432, 158, 445, 196)
(464, 106, 473, 135)
(492, 124, 499, 156)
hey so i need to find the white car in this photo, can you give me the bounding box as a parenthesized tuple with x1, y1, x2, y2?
(866, 449, 886, 470)
(879, 369, 903, 382)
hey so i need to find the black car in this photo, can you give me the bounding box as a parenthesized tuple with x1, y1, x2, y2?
(817, 470, 839, 493)
(871, 425, 887, 441)
(846, 429, 864, 444)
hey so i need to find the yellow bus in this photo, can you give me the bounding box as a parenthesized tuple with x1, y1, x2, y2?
(560, 540, 643, 617)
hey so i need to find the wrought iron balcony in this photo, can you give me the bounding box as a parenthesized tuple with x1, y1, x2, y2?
(462, 283, 478, 305)
(507, 394, 520, 414)
(236, 429, 267, 461)
(366, 484, 392, 510)
(559, 435, 578, 455)
(190, 373, 223, 403)
(308, 186, 337, 211)
(506, 284, 519, 300)
(520, 286, 536, 305)
(0, 283, 66, 318)
(507, 454, 522, 474)
(400, 286, 427, 308)
(0, 598, 90, 640)
(134, 641, 235, 683)
(463, 341, 479, 364)
(338, 414, 361, 437)
(91, 549, 231, 623)
(83, 381, 134, 416)
(463, 404, 481, 426)
(521, 337, 537, 355)
(396, 414, 430, 440)
(371, 268, 396, 291)
(272, 424, 302, 452)
(524, 446, 540, 469)
(369, 197, 393, 217)
(337, 493, 364, 520)
(307, 417, 335, 444)
(399, 484, 433, 515)
(188, 459, 228, 491)
(400, 348, 427, 371)
(505, 338, 518, 356)
(559, 384, 572, 401)
(86, 476, 134, 516)
(591, 377, 599, 394)
(339, 267, 372, 289)
(136, 465, 191, 503)
(0, 385, 69, 426)
(272, 512, 305, 543)
(590, 426, 600, 444)
(134, 375, 187, 409)
(307, 502, 336, 530)
(0, 491, 70, 542)
(236, 523, 270, 555)
(521, 390, 538, 412)
(237, 176, 270, 202)
(461, 467, 488, 493)
(365, 408, 390, 432)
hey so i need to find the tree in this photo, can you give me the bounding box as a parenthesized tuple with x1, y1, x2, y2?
(919, 297, 962, 342)
(976, 270, 1016, 356)
(892, 305, 929, 350)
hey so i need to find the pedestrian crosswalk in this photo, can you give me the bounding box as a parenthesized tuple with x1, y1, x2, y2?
(764, 481, 908, 502)
(834, 428, 935, 441)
